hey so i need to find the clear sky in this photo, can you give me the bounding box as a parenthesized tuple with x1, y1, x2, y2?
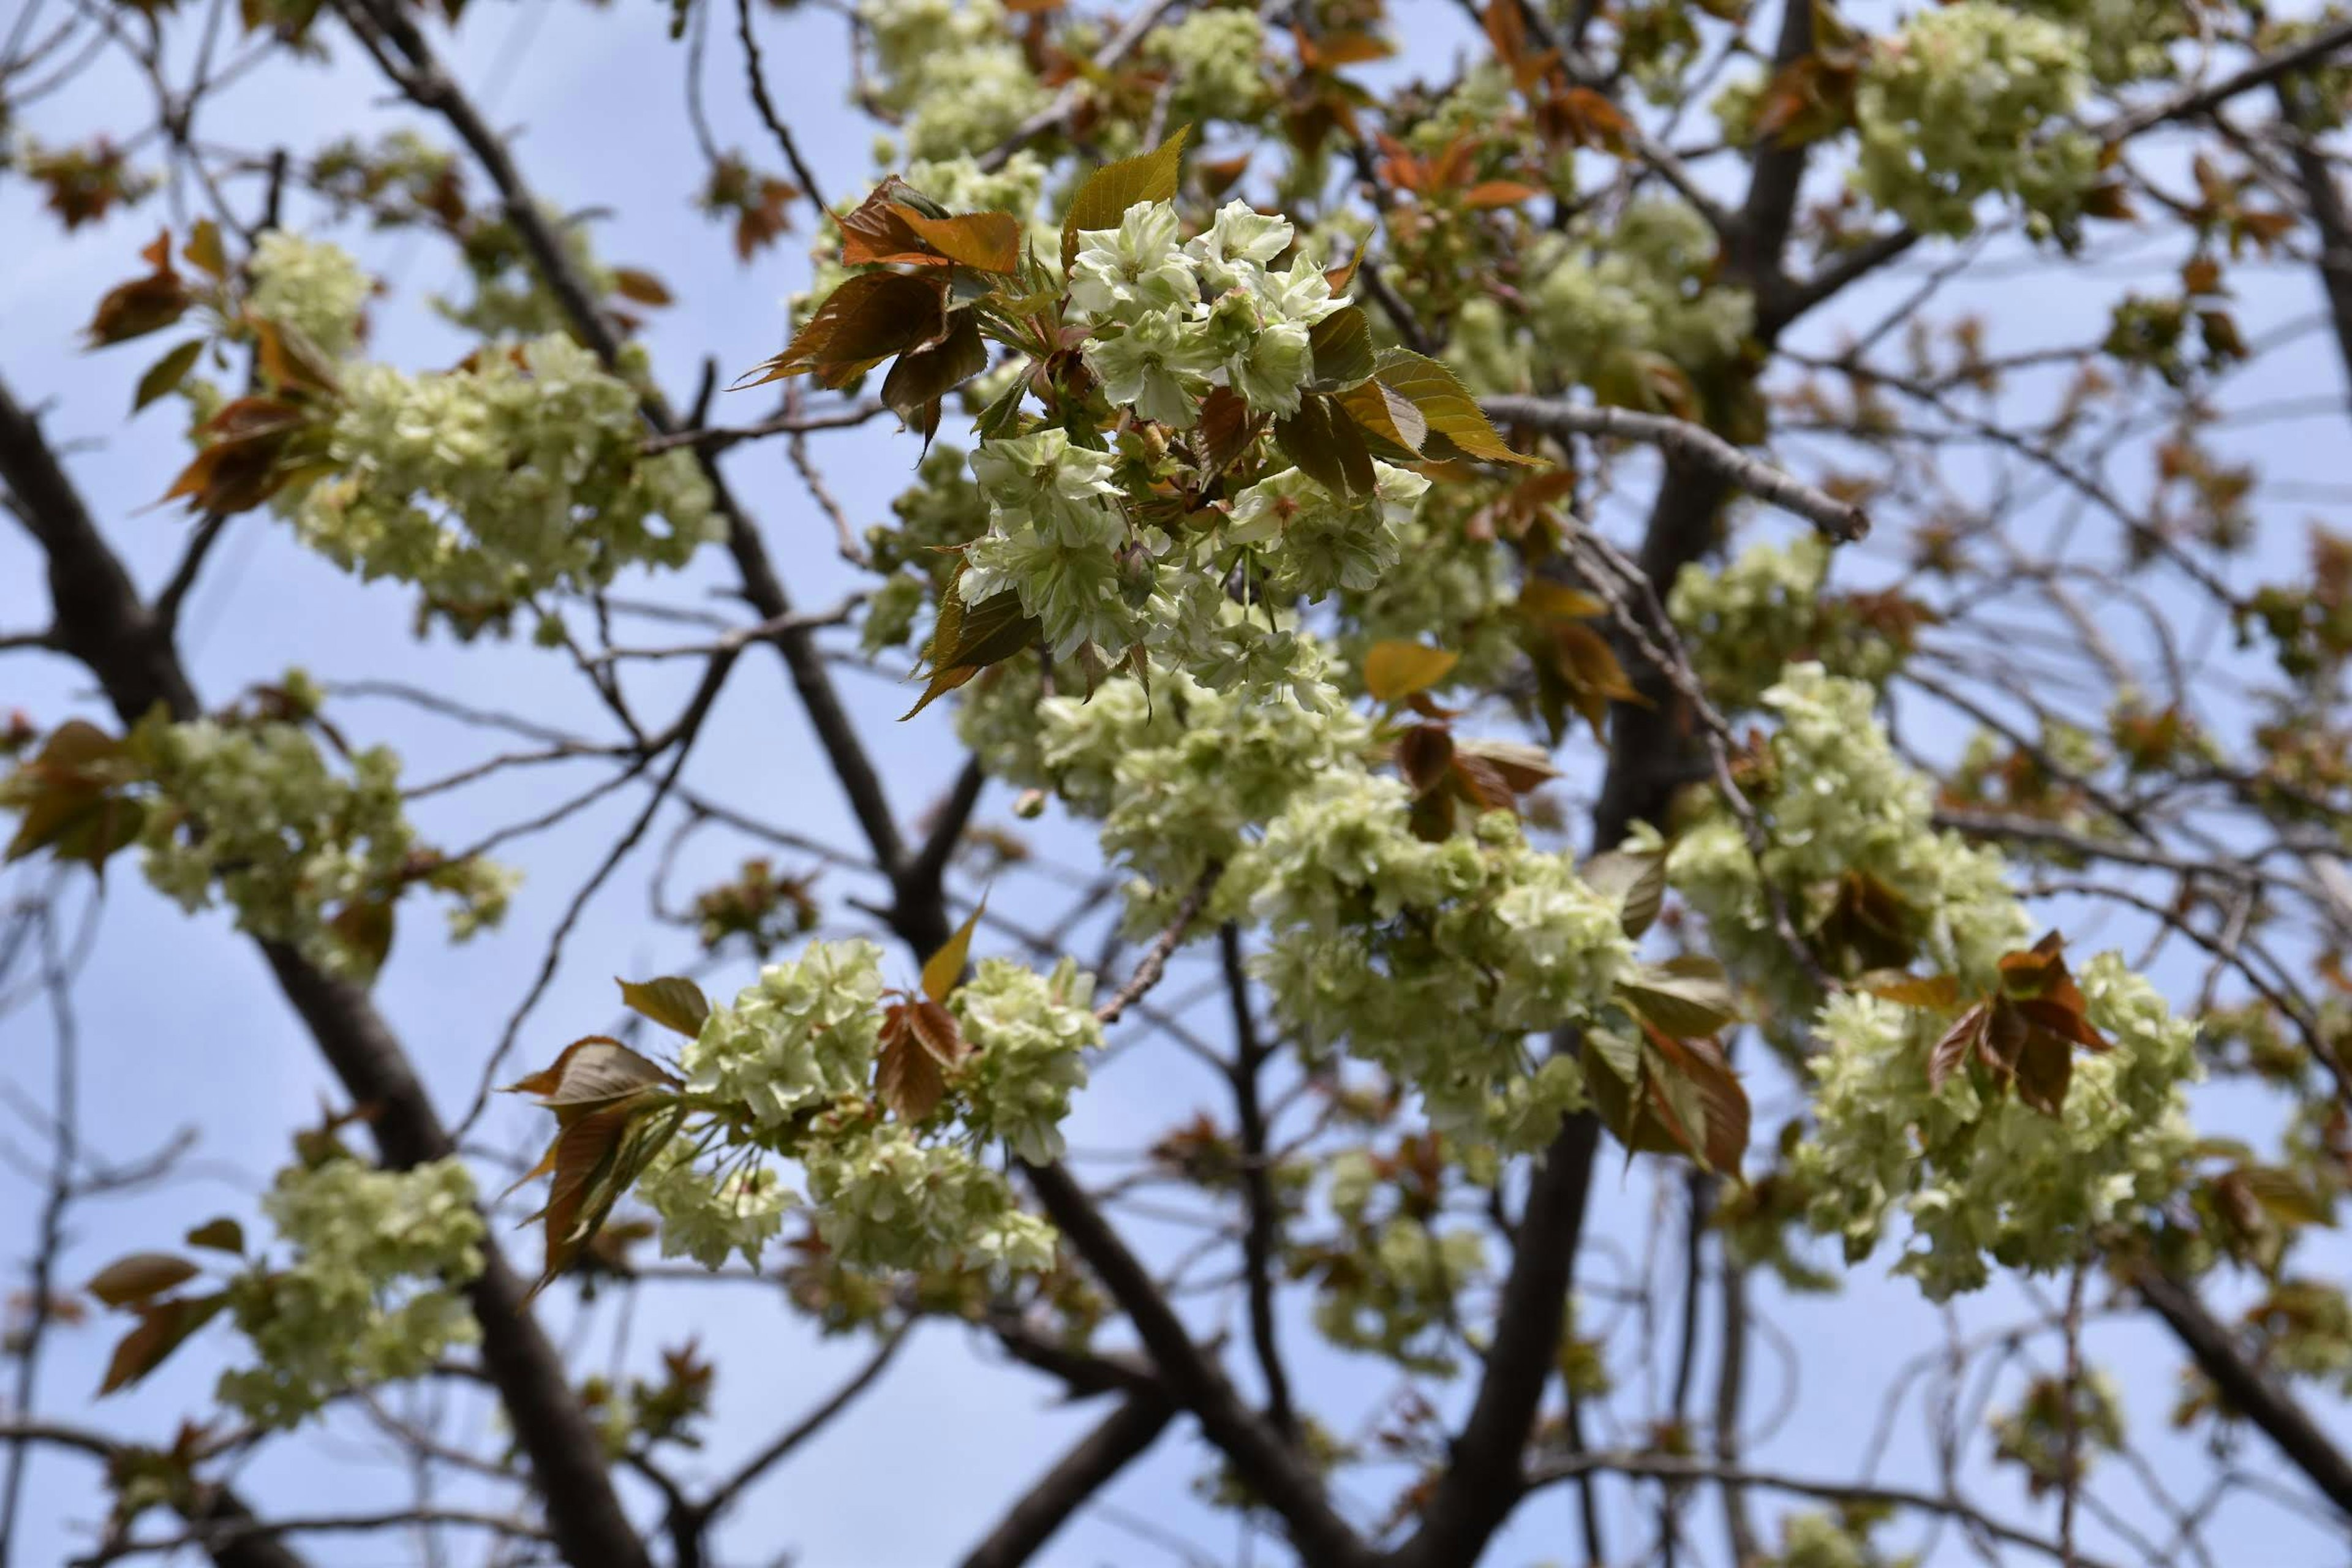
(5, 2, 2351, 1565)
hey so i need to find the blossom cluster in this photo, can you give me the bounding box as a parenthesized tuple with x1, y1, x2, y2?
(137, 710, 515, 978)
(219, 1156, 484, 1427)
(1669, 664, 2029, 1011)
(246, 231, 373, 359)
(858, 0, 1047, 160)
(292, 333, 717, 629)
(645, 939, 1085, 1281)
(1144, 7, 1275, 127)
(1852, 1, 2099, 239)
(1667, 534, 1907, 709)
(1670, 666, 2201, 1297)
(1240, 777, 1629, 1140)
(1449, 200, 1753, 404)
(1302, 1148, 1489, 1373)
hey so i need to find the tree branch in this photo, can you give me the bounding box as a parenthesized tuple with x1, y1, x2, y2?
(957, 1395, 1174, 1568)
(1479, 394, 1871, 542)
(2132, 1261, 2352, 1519)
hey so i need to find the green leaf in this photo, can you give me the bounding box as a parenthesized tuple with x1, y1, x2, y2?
(1373, 348, 1540, 464)
(921, 894, 986, 1003)
(974, 363, 1032, 440)
(87, 1253, 200, 1309)
(1061, 125, 1191, 273)
(1616, 957, 1740, 1039)
(1582, 844, 1667, 939)
(1584, 1024, 1640, 1083)
(132, 339, 204, 414)
(1306, 305, 1374, 391)
(617, 977, 710, 1039)
(185, 1218, 246, 1255)
(903, 574, 1040, 720)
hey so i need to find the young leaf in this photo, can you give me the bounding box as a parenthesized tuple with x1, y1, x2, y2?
(921, 895, 987, 1003)
(1306, 305, 1374, 391)
(876, 998, 969, 1123)
(1273, 392, 1375, 497)
(1583, 843, 1666, 938)
(1061, 124, 1191, 271)
(1363, 640, 1460, 703)
(736, 271, 947, 390)
(86, 1253, 201, 1309)
(895, 208, 1023, 273)
(1927, 1001, 1989, 1092)
(1336, 378, 1429, 458)
(504, 1036, 681, 1112)
(185, 1218, 246, 1255)
(132, 339, 204, 413)
(184, 218, 228, 279)
(881, 308, 988, 445)
(617, 976, 710, 1039)
(903, 584, 1039, 720)
(99, 1292, 228, 1396)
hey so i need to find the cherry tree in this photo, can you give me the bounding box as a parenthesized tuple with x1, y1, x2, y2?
(5, 0, 2352, 1564)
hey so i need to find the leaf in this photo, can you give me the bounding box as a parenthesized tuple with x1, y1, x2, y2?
(87, 1253, 201, 1309)
(1061, 125, 1191, 272)
(1306, 305, 1374, 391)
(1521, 579, 1607, 622)
(1584, 1024, 1640, 1083)
(896, 208, 1023, 273)
(1618, 957, 1740, 1039)
(880, 307, 988, 445)
(1336, 378, 1428, 458)
(618, 977, 710, 1039)
(611, 267, 674, 307)
(504, 1035, 681, 1113)
(1364, 640, 1460, 703)
(922, 896, 986, 1003)
(185, 1218, 245, 1255)
(1927, 1002, 1989, 1093)
(325, 895, 395, 976)
(2237, 1167, 2335, 1229)
(1648, 1030, 1750, 1174)
(184, 219, 227, 280)
(159, 396, 313, 514)
(86, 235, 191, 347)
(876, 998, 970, 1123)
(903, 577, 1041, 720)
(1583, 845, 1666, 939)
(1395, 724, 1456, 796)
(99, 1292, 227, 1396)
(1273, 392, 1374, 497)
(1463, 179, 1543, 208)
(1861, 971, 1961, 1009)
(527, 1096, 685, 1297)
(132, 339, 205, 414)
(837, 177, 952, 267)
(1373, 349, 1540, 464)
(1194, 386, 1256, 473)
(736, 271, 947, 390)
(1453, 737, 1557, 794)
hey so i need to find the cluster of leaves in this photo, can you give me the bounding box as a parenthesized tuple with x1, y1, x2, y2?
(1880, 932, 2114, 1118)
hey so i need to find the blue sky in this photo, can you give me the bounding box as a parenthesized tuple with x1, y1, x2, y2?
(6, 2, 2352, 1564)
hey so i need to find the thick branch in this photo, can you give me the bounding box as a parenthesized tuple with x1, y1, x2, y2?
(0, 371, 653, 1568)
(1018, 1159, 1371, 1567)
(957, 1396, 1174, 1568)
(2132, 1262, 2352, 1518)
